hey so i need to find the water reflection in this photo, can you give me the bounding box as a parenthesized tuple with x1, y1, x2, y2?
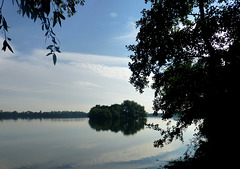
(0, 118, 192, 169)
(88, 118, 147, 135)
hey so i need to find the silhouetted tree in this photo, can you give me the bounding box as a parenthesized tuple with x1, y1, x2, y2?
(127, 0, 239, 168)
(88, 105, 112, 119)
(109, 104, 121, 119)
(0, 0, 85, 65)
(88, 100, 147, 120)
(0, 110, 88, 119)
(121, 100, 147, 119)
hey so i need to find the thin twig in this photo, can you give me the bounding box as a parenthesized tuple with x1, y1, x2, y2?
(0, 0, 5, 10)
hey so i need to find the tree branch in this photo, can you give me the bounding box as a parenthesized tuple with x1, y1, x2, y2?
(198, 0, 215, 58)
(0, 0, 4, 10)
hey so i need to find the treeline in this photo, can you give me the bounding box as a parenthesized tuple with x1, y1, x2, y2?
(88, 100, 147, 120)
(0, 110, 88, 120)
(0, 100, 148, 120)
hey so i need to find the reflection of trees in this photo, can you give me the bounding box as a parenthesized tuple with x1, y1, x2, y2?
(88, 118, 147, 136)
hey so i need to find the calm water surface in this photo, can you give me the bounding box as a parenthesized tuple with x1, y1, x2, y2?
(0, 118, 196, 169)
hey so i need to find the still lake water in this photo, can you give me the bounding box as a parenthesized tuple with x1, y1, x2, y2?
(0, 118, 196, 169)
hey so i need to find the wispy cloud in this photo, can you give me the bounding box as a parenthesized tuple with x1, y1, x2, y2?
(58, 51, 129, 67)
(79, 63, 130, 81)
(114, 20, 139, 43)
(0, 48, 154, 112)
(109, 12, 118, 18)
(72, 81, 102, 88)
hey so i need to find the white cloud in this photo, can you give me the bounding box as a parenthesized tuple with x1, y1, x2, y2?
(58, 51, 129, 67)
(72, 81, 102, 88)
(114, 20, 139, 43)
(0, 49, 154, 113)
(79, 63, 130, 81)
(109, 12, 118, 18)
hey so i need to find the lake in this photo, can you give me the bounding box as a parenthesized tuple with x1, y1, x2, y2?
(0, 118, 196, 169)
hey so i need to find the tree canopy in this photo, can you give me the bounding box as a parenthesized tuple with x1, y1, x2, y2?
(88, 100, 147, 120)
(127, 0, 239, 168)
(0, 0, 85, 65)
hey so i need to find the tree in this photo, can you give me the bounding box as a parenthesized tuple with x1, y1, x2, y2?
(109, 104, 121, 119)
(88, 105, 112, 119)
(121, 100, 147, 119)
(127, 0, 239, 168)
(0, 0, 85, 65)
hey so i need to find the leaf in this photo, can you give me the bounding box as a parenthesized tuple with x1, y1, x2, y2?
(45, 31, 49, 36)
(53, 54, 57, 65)
(2, 40, 7, 51)
(43, 0, 51, 16)
(46, 52, 52, 56)
(45, 22, 49, 30)
(59, 13, 66, 20)
(58, 15, 62, 27)
(52, 37, 57, 44)
(2, 40, 14, 53)
(55, 47, 61, 53)
(7, 42, 14, 53)
(53, 12, 57, 27)
(46, 45, 54, 50)
(51, 31, 56, 36)
(2, 17, 8, 32)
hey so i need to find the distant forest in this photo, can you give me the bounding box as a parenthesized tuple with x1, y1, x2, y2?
(0, 110, 88, 120)
(0, 100, 149, 120)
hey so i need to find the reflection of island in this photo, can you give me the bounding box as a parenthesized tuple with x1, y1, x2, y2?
(88, 118, 147, 135)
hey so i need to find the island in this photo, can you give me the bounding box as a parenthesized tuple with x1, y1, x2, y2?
(88, 100, 147, 120)
(88, 100, 148, 135)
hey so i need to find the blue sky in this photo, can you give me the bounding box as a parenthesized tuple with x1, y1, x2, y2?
(0, 0, 154, 112)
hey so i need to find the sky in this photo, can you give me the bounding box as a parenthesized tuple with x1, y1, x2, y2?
(0, 0, 154, 113)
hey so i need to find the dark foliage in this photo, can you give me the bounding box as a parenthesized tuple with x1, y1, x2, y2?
(88, 100, 147, 120)
(88, 118, 147, 135)
(0, 110, 88, 120)
(0, 0, 85, 65)
(127, 0, 240, 168)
